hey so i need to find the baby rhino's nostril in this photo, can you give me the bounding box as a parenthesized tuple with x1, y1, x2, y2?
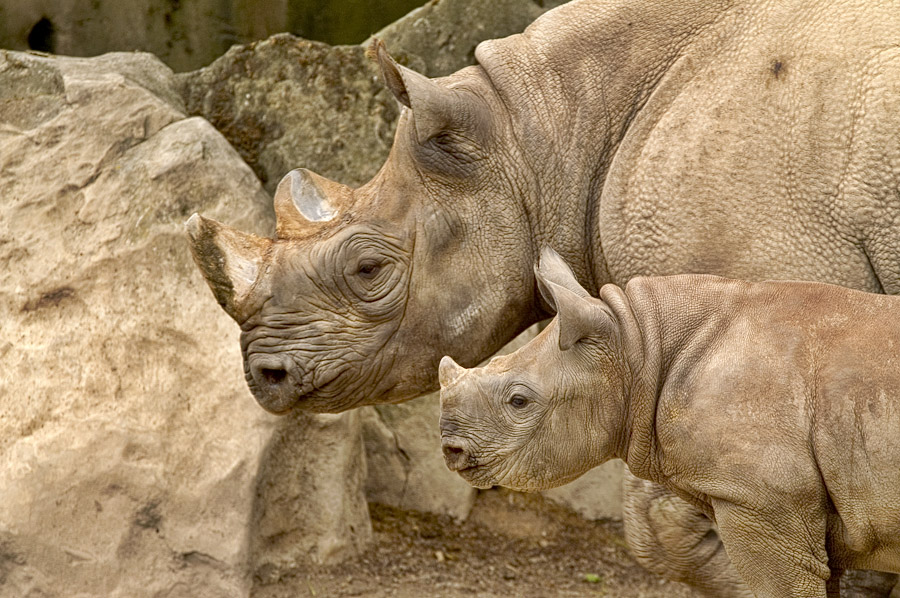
(260, 367, 287, 385)
(441, 439, 471, 471)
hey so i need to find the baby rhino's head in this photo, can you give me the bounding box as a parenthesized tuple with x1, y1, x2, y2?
(438, 248, 629, 492)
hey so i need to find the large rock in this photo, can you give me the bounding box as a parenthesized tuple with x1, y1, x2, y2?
(369, 0, 545, 77)
(177, 34, 409, 193)
(362, 396, 476, 521)
(0, 49, 369, 598)
(543, 461, 625, 520)
(251, 411, 370, 582)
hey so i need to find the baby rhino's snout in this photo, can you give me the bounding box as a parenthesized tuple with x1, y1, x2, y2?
(439, 418, 473, 471)
(438, 356, 477, 471)
(441, 438, 471, 471)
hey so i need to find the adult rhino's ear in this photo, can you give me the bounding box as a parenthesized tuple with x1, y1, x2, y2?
(371, 39, 416, 109)
(273, 168, 349, 238)
(534, 246, 591, 312)
(439, 355, 466, 388)
(371, 38, 489, 145)
(185, 214, 270, 322)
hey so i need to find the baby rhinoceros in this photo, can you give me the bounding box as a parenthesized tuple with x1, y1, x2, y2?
(439, 247, 900, 598)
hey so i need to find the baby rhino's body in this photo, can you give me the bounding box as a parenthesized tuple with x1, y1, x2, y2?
(438, 249, 900, 598)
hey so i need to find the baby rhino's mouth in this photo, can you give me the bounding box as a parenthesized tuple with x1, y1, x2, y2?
(440, 437, 498, 489)
(440, 435, 483, 471)
(441, 437, 476, 470)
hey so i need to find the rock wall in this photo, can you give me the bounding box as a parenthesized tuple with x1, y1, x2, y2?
(0, 50, 369, 597)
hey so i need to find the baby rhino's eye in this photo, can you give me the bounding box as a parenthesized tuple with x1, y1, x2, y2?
(509, 395, 529, 409)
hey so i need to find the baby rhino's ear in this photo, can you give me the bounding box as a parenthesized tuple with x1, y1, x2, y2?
(547, 281, 614, 350)
(534, 247, 613, 350)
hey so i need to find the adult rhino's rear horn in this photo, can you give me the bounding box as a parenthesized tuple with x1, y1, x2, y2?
(185, 213, 270, 322)
(273, 168, 350, 238)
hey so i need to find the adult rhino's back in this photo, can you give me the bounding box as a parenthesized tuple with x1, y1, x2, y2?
(597, 0, 900, 293)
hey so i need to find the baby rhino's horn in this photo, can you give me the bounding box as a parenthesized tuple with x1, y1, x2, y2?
(439, 356, 466, 387)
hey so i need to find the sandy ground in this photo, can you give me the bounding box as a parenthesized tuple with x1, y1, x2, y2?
(252, 488, 702, 598)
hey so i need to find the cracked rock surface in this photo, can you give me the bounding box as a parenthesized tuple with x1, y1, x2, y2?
(368, 0, 545, 77)
(178, 34, 406, 194)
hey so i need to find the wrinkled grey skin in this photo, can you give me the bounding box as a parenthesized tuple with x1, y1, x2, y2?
(439, 248, 900, 598)
(186, 0, 900, 595)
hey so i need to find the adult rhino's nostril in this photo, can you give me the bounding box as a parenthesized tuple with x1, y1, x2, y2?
(246, 359, 302, 414)
(260, 367, 287, 386)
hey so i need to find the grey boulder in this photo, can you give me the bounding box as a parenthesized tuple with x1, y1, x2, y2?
(177, 34, 405, 193)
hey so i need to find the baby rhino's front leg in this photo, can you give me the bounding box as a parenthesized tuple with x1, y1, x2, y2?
(712, 499, 837, 598)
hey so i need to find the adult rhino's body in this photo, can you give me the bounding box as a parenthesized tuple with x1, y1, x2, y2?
(188, 0, 900, 595)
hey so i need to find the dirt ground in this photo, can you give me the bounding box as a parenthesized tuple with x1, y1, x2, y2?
(252, 488, 701, 598)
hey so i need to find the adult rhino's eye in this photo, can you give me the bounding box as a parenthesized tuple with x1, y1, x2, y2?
(509, 395, 529, 409)
(357, 260, 382, 279)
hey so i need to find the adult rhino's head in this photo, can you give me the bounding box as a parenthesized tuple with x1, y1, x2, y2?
(187, 42, 539, 413)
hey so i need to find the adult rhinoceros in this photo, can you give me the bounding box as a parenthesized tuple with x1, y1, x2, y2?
(187, 0, 900, 595)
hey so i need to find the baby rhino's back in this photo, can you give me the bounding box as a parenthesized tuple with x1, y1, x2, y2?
(714, 279, 900, 573)
(788, 284, 900, 573)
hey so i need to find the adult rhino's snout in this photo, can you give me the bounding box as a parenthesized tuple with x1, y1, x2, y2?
(246, 355, 303, 414)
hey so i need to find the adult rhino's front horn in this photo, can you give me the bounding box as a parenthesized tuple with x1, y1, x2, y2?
(185, 213, 270, 323)
(186, 168, 352, 324)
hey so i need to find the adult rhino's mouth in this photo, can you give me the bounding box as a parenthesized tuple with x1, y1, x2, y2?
(247, 361, 353, 414)
(248, 375, 310, 414)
